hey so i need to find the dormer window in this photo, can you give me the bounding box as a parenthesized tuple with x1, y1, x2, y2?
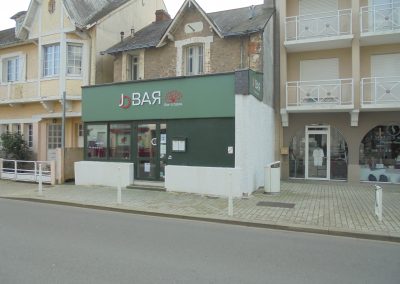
(48, 0, 56, 14)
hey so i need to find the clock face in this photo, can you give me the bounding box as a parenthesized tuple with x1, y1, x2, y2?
(387, 124, 400, 136)
(184, 22, 203, 34)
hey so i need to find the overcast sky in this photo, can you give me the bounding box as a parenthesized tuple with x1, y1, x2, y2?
(0, 0, 264, 30)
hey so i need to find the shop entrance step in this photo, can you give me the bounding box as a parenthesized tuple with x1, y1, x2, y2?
(127, 181, 166, 192)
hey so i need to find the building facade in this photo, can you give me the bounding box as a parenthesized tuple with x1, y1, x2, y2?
(278, 0, 400, 184)
(0, 0, 166, 164)
(76, 0, 277, 197)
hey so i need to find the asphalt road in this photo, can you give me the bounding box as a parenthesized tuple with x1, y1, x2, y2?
(0, 198, 399, 284)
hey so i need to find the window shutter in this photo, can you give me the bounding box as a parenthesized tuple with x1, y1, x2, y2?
(299, 0, 338, 15)
(371, 53, 400, 77)
(19, 54, 26, 81)
(300, 58, 339, 81)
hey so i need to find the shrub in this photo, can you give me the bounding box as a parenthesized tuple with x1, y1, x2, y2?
(0, 132, 32, 160)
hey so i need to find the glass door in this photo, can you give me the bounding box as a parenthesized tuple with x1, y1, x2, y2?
(305, 126, 330, 180)
(137, 123, 158, 180)
(135, 122, 167, 181)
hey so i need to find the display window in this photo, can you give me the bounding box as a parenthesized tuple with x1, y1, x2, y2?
(359, 124, 400, 184)
(289, 126, 348, 180)
(109, 124, 132, 160)
(86, 124, 108, 159)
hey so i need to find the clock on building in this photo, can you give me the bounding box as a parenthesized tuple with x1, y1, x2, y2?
(184, 22, 204, 34)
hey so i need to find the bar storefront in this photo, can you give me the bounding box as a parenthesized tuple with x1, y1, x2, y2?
(75, 70, 275, 197)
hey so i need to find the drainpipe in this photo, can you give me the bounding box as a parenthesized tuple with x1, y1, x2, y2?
(240, 37, 244, 68)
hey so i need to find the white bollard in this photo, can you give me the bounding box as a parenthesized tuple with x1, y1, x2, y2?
(117, 166, 122, 205)
(374, 185, 382, 222)
(38, 164, 43, 197)
(228, 171, 233, 217)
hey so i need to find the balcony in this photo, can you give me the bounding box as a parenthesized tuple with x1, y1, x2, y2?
(284, 9, 353, 52)
(360, 2, 400, 45)
(0, 81, 38, 103)
(286, 79, 354, 112)
(361, 76, 400, 110)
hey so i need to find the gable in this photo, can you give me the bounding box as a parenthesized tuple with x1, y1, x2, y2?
(157, 0, 223, 47)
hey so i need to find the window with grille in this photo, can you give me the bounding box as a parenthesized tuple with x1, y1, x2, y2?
(28, 124, 33, 148)
(48, 124, 62, 150)
(67, 44, 83, 76)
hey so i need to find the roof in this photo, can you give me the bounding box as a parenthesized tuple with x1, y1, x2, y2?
(105, 19, 172, 54)
(106, 4, 274, 54)
(209, 5, 273, 37)
(0, 28, 23, 48)
(63, 0, 130, 28)
(11, 11, 27, 20)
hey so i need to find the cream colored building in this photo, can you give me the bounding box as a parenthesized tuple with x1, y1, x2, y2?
(0, 0, 166, 162)
(278, 0, 400, 184)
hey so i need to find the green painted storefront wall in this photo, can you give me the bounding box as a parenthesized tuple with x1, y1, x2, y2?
(167, 118, 235, 167)
(82, 74, 235, 122)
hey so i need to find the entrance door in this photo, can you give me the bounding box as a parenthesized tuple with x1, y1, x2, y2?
(305, 125, 330, 180)
(136, 122, 167, 181)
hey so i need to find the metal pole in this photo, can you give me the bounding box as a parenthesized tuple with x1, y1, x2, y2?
(117, 166, 122, 205)
(375, 185, 382, 222)
(61, 91, 66, 183)
(38, 164, 43, 196)
(228, 171, 233, 217)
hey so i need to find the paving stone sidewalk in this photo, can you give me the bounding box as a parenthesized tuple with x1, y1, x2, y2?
(0, 180, 399, 238)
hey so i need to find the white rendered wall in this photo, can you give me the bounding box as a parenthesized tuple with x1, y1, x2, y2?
(165, 166, 242, 197)
(235, 94, 275, 195)
(75, 161, 134, 187)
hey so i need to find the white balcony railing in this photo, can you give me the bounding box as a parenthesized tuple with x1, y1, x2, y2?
(285, 9, 352, 41)
(286, 79, 354, 108)
(362, 76, 400, 106)
(361, 2, 400, 33)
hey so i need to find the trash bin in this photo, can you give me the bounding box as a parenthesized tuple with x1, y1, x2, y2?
(265, 161, 281, 194)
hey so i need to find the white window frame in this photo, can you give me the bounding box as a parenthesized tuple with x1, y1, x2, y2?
(28, 124, 33, 148)
(67, 43, 83, 76)
(185, 44, 204, 76)
(43, 44, 60, 77)
(6, 57, 20, 82)
(130, 55, 139, 81)
(48, 124, 62, 150)
(0, 52, 26, 84)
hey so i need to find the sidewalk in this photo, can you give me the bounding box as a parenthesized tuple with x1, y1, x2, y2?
(1, 179, 399, 241)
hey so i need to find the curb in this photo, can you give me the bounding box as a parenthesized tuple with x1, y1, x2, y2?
(2, 196, 400, 243)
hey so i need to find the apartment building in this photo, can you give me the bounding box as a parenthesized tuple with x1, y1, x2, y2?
(278, 0, 400, 184)
(76, 0, 277, 197)
(0, 0, 166, 162)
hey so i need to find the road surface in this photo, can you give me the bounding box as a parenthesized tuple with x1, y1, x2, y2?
(0, 198, 399, 284)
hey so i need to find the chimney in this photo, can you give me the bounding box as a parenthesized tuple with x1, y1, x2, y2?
(264, 0, 275, 8)
(120, 31, 124, 42)
(155, 9, 171, 22)
(131, 28, 135, 36)
(249, 5, 256, 19)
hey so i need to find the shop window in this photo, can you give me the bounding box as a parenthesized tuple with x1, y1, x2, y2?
(359, 124, 400, 184)
(109, 124, 132, 160)
(185, 45, 204, 76)
(86, 124, 108, 159)
(43, 44, 60, 77)
(67, 44, 83, 76)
